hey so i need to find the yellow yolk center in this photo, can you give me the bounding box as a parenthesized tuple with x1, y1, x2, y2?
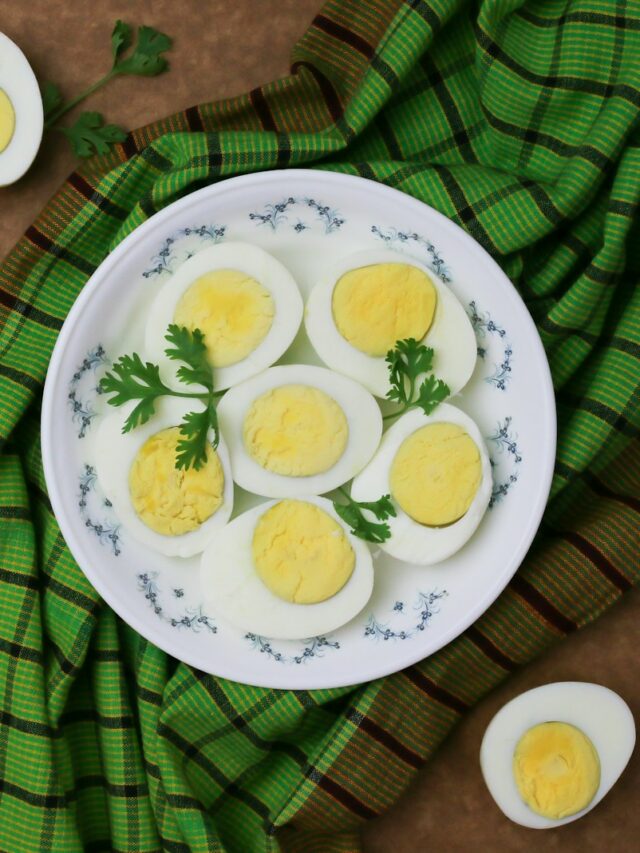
(252, 500, 355, 603)
(243, 384, 349, 477)
(129, 427, 224, 535)
(174, 269, 274, 367)
(513, 722, 601, 819)
(390, 422, 481, 526)
(0, 90, 16, 153)
(331, 262, 437, 356)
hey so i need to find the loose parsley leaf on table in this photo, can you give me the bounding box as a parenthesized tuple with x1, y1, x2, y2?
(44, 21, 172, 158)
(41, 81, 63, 119)
(100, 326, 218, 471)
(384, 337, 449, 420)
(333, 489, 396, 544)
(61, 112, 127, 158)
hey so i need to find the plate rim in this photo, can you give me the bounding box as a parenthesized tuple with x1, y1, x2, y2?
(41, 168, 557, 689)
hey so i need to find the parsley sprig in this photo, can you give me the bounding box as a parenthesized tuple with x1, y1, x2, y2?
(383, 338, 450, 421)
(43, 21, 172, 158)
(333, 487, 396, 544)
(100, 325, 222, 471)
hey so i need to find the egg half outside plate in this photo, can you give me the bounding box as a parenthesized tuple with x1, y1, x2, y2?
(92, 396, 234, 558)
(200, 495, 374, 640)
(351, 403, 492, 564)
(217, 363, 383, 498)
(480, 682, 636, 829)
(0, 32, 43, 186)
(304, 248, 477, 398)
(144, 241, 303, 391)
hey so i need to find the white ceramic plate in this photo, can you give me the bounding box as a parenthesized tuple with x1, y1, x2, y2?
(41, 169, 556, 690)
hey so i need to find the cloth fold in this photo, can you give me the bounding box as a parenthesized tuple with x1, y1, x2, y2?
(0, 1, 638, 850)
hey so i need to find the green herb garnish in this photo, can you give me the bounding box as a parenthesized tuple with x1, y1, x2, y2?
(43, 21, 172, 157)
(60, 112, 127, 158)
(333, 487, 396, 544)
(383, 338, 450, 421)
(100, 325, 221, 471)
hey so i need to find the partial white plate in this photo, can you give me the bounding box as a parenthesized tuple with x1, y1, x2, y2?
(41, 169, 556, 690)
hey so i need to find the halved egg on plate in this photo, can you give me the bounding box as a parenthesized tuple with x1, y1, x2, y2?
(145, 242, 303, 391)
(480, 682, 635, 828)
(200, 496, 374, 639)
(93, 397, 233, 557)
(305, 248, 477, 398)
(0, 32, 43, 186)
(217, 364, 382, 498)
(351, 403, 492, 564)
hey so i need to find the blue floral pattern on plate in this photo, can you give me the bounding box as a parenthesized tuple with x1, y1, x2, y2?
(486, 417, 522, 507)
(249, 197, 345, 234)
(244, 633, 340, 664)
(468, 300, 513, 390)
(78, 464, 121, 555)
(68, 344, 109, 438)
(137, 572, 217, 633)
(364, 590, 448, 641)
(370, 225, 451, 282)
(142, 224, 227, 278)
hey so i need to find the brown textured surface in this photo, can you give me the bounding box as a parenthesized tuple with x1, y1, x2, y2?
(0, 3, 637, 850)
(0, 0, 321, 258)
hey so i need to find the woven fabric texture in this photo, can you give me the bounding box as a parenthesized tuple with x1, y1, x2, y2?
(0, 1, 639, 850)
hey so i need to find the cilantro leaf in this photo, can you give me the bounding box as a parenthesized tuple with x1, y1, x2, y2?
(100, 353, 172, 432)
(111, 20, 133, 62)
(175, 403, 216, 470)
(384, 338, 449, 420)
(416, 374, 450, 416)
(333, 490, 395, 544)
(101, 324, 219, 469)
(164, 324, 213, 391)
(41, 82, 63, 119)
(61, 112, 126, 158)
(113, 25, 172, 77)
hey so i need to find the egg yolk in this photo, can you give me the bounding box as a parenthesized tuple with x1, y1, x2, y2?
(174, 269, 274, 367)
(252, 500, 355, 603)
(129, 427, 224, 535)
(243, 384, 349, 477)
(390, 422, 481, 526)
(0, 90, 16, 153)
(331, 262, 437, 357)
(513, 722, 601, 819)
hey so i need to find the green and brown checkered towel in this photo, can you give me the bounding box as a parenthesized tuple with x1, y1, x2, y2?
(1, 1, 639, 850)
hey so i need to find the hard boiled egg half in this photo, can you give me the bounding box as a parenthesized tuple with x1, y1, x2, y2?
(480, 682, 635, 828)
(145, 242, 303, 391)
(217, 364, 383, 498)
(351, 403, 492, 564)
(200, 496, 374, 639)
(305, 248, 477, 398)
(93, 397, 233, 557)
(0, 33, 43, 186)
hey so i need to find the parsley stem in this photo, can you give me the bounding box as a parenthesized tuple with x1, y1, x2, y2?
(167, 391, 211, 400)
(45, 69, 118, 127)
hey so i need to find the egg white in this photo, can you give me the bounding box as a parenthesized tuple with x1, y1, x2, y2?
(217, 364, 383, 498)
(92, 397, 234, 557)
(144, 242, 303, 391)
(305, 248, 477, 398)
(200, 495, 374, 639)
(480, 682, 636, 829)
(0, 32, 43, 186)
(351, 403, 492, 565)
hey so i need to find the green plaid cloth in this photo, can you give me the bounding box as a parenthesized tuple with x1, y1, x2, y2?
(1, 1, 639, 850)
